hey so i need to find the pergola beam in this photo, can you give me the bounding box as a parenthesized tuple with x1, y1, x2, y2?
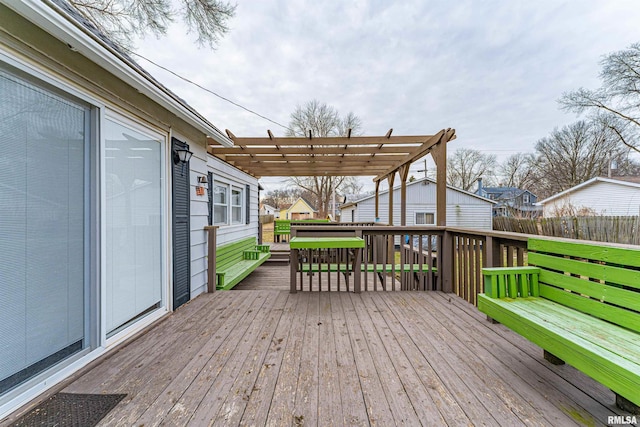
(227, 168, 396, 175)
(210, 145, 417, 155)
(224, 155, 407, 164)
(372, 128, 456, 182)
(227, 157, 404, 168)
(215, 134, 437, 146)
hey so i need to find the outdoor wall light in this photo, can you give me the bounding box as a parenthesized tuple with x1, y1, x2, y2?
(173, 147, 193, 165)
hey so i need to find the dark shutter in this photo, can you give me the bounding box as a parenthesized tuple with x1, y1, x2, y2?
(172, 137, 191, 310)
(207, 171, 213, 225)
(246, 184, 250, 224)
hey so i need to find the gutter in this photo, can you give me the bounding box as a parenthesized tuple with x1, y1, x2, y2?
(6, 0, 233, 147)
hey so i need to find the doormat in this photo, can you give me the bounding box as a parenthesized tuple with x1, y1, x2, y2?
(10, 393, 126, 427)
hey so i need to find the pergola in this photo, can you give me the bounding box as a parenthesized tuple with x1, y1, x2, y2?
(207, 128, 456, 226)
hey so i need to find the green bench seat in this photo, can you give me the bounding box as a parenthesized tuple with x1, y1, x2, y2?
(478, 238, 640, 413)
(216, 237, 270, 290)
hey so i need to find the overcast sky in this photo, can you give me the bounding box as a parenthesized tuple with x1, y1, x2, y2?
(135, 0, 640, 192)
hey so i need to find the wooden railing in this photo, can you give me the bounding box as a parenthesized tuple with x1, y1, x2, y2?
(291, 225, 443, 292)
(205, 223, 536, 304)
(445, 228, 529, 305)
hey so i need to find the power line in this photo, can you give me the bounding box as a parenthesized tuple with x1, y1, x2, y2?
(125, 49, 293, 132)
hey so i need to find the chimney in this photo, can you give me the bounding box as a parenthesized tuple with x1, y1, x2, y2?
(477, 178, 483, 194)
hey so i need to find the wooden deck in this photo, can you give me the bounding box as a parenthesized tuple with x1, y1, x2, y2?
(4, 284, 629, 426)
(266, 241, 290, 251)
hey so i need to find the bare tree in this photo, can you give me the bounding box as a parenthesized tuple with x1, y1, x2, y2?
(498, 153, 538, 190)
(286, 100, 363, 217)
(446, 148, 497, 192)
(68, 0, 236, 50)
(559, 42, 640, 154)
(339, 176, 364, 196)
(532, 120, 620, 198)
(261, 188, 303, 209)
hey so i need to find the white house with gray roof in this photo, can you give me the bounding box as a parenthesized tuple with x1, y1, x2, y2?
(340, 177, 495, 229)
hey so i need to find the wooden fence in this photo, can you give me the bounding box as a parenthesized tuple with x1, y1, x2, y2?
(259, 214, 274, 224)
(493, 216, 640, 245)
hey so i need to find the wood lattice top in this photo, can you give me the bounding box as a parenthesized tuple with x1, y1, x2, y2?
(207, 128, 456, 179)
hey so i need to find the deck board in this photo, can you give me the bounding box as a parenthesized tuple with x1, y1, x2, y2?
(429, 292, 619, 422)
(317, 293, 343, 426)
(133, 291, 264, 426)
(265, 293, 309, 427)
(3, 285, 633, 427)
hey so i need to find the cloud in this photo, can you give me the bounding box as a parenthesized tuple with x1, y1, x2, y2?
(135, 0, 640, 192)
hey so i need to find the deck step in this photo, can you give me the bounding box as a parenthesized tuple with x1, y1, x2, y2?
(264, 250, 290, 265)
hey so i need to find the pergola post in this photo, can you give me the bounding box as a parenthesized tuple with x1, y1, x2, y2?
(399, 164, 410, 226)
(431, 142, 447, 226)
(387, 173, 395, 226)
(374, 180, 380, 221)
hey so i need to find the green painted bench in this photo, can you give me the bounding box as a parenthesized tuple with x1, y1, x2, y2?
(216, 237, 270, 290)
(273, 219, 330, 242)
(478, 238, 640, 413)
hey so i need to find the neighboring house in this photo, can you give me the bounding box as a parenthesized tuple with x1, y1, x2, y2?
(340, 177, 495, 229)
(0, 1, 259, 417)
(476, 180, 541, 218)
(259, 203, 278, 217)
(538, 177, 640, 217)
(279, 197, 317, 220)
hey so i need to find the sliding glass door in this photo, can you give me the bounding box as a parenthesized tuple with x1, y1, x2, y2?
(104, 115, 165, 336)
(0, 66, 89, 394)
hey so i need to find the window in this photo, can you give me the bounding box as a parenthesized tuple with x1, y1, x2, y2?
(415, 212, 435, 225)
(212, 180, 246, 226)
(522, 193, 530, 204)
(232, 187, 242, 224)
(214, 184, 228, 224)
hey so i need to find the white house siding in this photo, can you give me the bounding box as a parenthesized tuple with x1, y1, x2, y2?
(341, 180, 493, 230)
(186, 152, 259, 298)
(543, 181, 640, 217)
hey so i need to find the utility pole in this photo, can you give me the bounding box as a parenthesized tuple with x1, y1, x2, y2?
(332, 185, 336, 220)
(417, 158, 428, 178)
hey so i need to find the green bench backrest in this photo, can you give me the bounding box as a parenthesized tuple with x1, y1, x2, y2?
(216, 237, 257, 270)
(527, 238, 640, 333)
(274, 220, 290, 233)
(274, 219, 330, 234)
